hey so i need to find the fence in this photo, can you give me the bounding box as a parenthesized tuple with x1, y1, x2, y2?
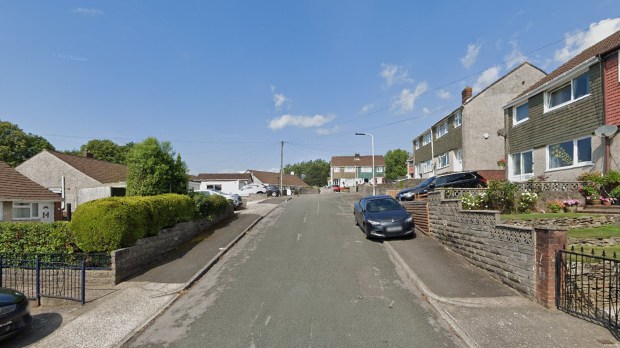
(556, 247, 620, 335)
(0, 253, 111, 305)
(401, 194, 430, 235)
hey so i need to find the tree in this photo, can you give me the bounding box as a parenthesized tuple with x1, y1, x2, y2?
(63, 140, 134, 164)
(283, 159, 330, 187)
(0, 120, 55, 166)
(384, 149, 410, 180)
(125, 137, 188, 196)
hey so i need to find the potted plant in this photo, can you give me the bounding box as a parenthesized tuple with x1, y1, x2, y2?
(497, 158, 506, 169)
(580, 185, 601, 205)
(562, 199, 580, 213)
(546, 200, 563, 213)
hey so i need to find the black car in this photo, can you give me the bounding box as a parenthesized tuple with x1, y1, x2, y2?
(353, 195, 414, 239)
(0, 287, 31, 341)
(397, 171, 486, 201)
(265, 185, 281, 197)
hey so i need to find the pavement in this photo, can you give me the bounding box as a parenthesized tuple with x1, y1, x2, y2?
(6, 193, 620, 347)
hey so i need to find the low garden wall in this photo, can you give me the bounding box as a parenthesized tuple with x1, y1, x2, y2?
(111, 205, 234, 283)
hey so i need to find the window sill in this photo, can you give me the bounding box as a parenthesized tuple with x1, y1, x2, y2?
(512, 118, 529, 127)
(544, 94, 590, 114)
(545, 162, 593, 173)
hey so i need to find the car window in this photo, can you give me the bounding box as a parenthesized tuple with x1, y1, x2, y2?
(366, 199, 402, 212)
(415, 177, 435, 188)
(435, 176, 449, 185)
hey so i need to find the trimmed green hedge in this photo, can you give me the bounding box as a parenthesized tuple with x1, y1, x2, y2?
(0, 222, 76, 254)
(190, 192, 230, 219)
(71, 194, 195, 252)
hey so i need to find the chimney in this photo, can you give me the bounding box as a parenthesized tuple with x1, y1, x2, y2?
(461, 86, 473, 104)
(83, 151, 94, 158)
(354, 153, 360, 161)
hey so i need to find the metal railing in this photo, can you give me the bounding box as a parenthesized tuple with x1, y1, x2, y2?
(556, 246, 620, 335)
(0, 253, 111, 305)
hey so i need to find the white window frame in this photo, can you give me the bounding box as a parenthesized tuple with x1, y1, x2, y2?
(376, 167, 384, 173)
(333, 167, 341, 173)
(414, 140, 420, 150)
(436, 122, 448, 138)
(344, 166, 355, 173)
(360, 167, 372, 173)
(206, 184, 222, 191)
(12, 202, 39, 220)
(512, 102, 529, 126)
(437, 153, 449, 169)
(544, 71, 590, 112)
(453, 111, 462, 128)
(509, 150, 534, 182)
(422, 132, 432, 146)
(546, 136, 592, 171)
(423, 159, 432, 173)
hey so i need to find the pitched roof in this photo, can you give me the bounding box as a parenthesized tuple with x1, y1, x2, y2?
(246, 170, 309, 187)
(47, 150, 128, 184)
(511, 30, 620, 104)
(330, 155, 386, 167)
(195, 173, 253, 181)
(0, 161, 62, 201)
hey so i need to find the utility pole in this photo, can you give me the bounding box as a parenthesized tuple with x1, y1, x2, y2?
(280, 141, 284, 195)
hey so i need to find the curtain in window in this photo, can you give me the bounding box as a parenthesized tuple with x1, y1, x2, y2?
(549, 141, 574, 169)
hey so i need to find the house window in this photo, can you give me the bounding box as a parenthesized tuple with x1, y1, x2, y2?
(206, 184, 222, 191)
(333, 167, 341, 173)
(415, 164, 422, 178)
(453, 111, 462, 128)
(360, 167, 372, 173)
(414, 140, 419, 150)
(423, 160, 432, 173)
(547, 137, 592, 170)
(13, 202, 39, 220)
(437, 153, 449, 169)
(376, 167, 384, 173)
(422, 132, 432, 145)
(513, 102, 529, 125)
(436, 122, 448, 138)
(510, 151, 533, 182)
(546, 72, 590, 111)
(344, 166, 355, 173)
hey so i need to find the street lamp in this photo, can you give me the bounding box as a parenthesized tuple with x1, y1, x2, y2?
(355, 132, 375, 196)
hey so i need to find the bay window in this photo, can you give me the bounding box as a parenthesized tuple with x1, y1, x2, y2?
(547, 137, 592, 170)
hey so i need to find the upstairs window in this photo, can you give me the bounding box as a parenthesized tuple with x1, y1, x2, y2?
(422, 132, 432, 145)
(513, 102, 529, 125)
(546, 72, 590, 111)
(436, 122, 448, 138)
(344, 166, 356, 172)
(453, 111, 462, 128)
(414, 140, 420, 150)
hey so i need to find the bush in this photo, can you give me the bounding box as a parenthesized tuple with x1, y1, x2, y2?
(485, 180, 518, 214)
(461, 192, 487, 210)
(517, 191, 538, 213)
(547, 200, 563, 213)
(0, 222, 76, 254)
(189, 192, 231, 219)
(71, 194, 195, 252)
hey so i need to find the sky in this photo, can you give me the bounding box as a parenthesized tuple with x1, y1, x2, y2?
(1, 1, 620, 175)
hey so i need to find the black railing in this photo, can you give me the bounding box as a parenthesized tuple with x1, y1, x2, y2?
(556, 246, 620, 335)
(0, 253, 111, 305)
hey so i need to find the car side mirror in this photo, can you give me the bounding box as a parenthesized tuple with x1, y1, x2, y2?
(429, 184, 436, 188)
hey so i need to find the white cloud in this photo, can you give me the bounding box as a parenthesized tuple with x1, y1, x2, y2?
(505, 40, 526, 69)
(554, 18, 620, 63)
(316, 125, 341, 135)
(391, 82, 428, 114)
(436, 89, 451, 100)
(422, 107, 431, 115)
(460, 43, 482, 68)
(360, 103, 375, 114)
(52, 52, 88, 62)
(73, 8, 104, 17)
(268, 114, 335, 130)
(474, 67, 501, 93)
(270, 85, 289, 111)
(380, 63, 413, 88)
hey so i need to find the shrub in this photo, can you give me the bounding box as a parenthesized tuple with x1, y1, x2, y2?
(461, 192, 487, 210)
(517, 191, 538, 213)
(190, 192, 231, 219)
(485, 180, 518, 214)
(604, 170, 620, 185)
(71, 194, 195, 252)
(547, 200, 563, 213)
(611, 186, 620, 199)
(0, 222, 75, 254)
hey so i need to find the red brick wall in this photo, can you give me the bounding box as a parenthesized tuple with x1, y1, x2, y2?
(604, 51, 620, 126)
(535, 226, 567, 308)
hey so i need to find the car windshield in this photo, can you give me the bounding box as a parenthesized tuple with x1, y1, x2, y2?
(366, 198, 402, 212)
(413, 177, 435, 188)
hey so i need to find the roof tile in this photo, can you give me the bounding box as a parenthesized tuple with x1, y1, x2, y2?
(47, 151, 127, 184)
(0, 161, 62, 201)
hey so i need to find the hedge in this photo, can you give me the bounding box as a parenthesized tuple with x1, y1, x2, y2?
(71, 194, 195, 252)
(190, 192, 230, 219)
(0, 222, 75, 254)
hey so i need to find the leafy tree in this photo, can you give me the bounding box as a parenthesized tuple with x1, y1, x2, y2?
(0, 120, 55, 166)
(284, 159, 330, 186)
(80, 139, 133, 164)
(125, 137, 188, 196)
(384, 149, 410, 180)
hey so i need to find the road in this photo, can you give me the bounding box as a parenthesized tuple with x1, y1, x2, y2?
(127, 194, 462, 347)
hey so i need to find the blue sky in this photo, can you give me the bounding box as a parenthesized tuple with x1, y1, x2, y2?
(1, 1, 619, 174)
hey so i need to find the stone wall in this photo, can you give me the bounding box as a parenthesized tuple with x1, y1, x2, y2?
(111, 206, 234, 283)
(355, 179, 424, 196)
(502, 215, 616, 229)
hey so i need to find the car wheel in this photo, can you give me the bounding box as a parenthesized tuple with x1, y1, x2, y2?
(257, 191, 264, 194)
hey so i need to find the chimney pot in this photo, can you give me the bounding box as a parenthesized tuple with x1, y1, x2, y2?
(83, 151, 94, 158)
(461, 86, 473, 104)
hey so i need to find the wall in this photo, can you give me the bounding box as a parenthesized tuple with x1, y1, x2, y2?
(604, 51, 620, 126)
(199, 180, 244, 193)
(111, 205, 234, 283)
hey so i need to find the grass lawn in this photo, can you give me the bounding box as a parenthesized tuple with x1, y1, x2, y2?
(569, 225, 620, 239)
(566, 245, 620, 258)
(501, 212, 601, 220)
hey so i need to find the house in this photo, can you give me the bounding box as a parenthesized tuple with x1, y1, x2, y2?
(16, 150, 127, 212)
(246, 170, 309, 191)
(503, 30, 620, 181)
(0, 161, 62, 222)
(406, 155, 415, 179)
(194, 173, 253, 193)
(330, 154, 386, 187)
(412, 62, 546, 179)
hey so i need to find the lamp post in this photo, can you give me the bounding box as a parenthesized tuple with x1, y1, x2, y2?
(355, 132, 375, 196)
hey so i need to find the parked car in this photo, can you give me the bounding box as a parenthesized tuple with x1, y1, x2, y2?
(265, 185, 280, 197)
(0, 287, 31, 341)
(239, 183, 267, 195)
(196, 190, 243, 209)
(396, 171, 486, 201)
(332, 185, 341, 192)
(354, 195, 414, 239)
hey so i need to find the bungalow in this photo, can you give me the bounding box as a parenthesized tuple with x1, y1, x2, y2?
(246, 170, 309, 192)
(0, 161, 62, 222)
(194, 173, 253, 193)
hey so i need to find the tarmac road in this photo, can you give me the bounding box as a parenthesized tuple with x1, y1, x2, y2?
(127, 194, 462, 347)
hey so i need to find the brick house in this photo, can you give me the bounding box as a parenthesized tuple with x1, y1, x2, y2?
(412, 62, 546, 179)
(0, 161, 62, 222)
(16, 150, 127, 212)
(330, 154, 386, 187)
(503, 30, 620, 181)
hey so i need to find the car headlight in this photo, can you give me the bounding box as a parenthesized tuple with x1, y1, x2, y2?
(366, 219, 381, 226)
(404, 192, 414, 197)
(0, 304, 17, 316)
(405, 216, 413, 223)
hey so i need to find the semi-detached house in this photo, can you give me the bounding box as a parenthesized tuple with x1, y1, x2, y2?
(330, 154, 386, 187)
(503, 30, 620, 182)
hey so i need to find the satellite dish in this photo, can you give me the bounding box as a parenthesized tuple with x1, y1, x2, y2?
(594, 125, 619, 137)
